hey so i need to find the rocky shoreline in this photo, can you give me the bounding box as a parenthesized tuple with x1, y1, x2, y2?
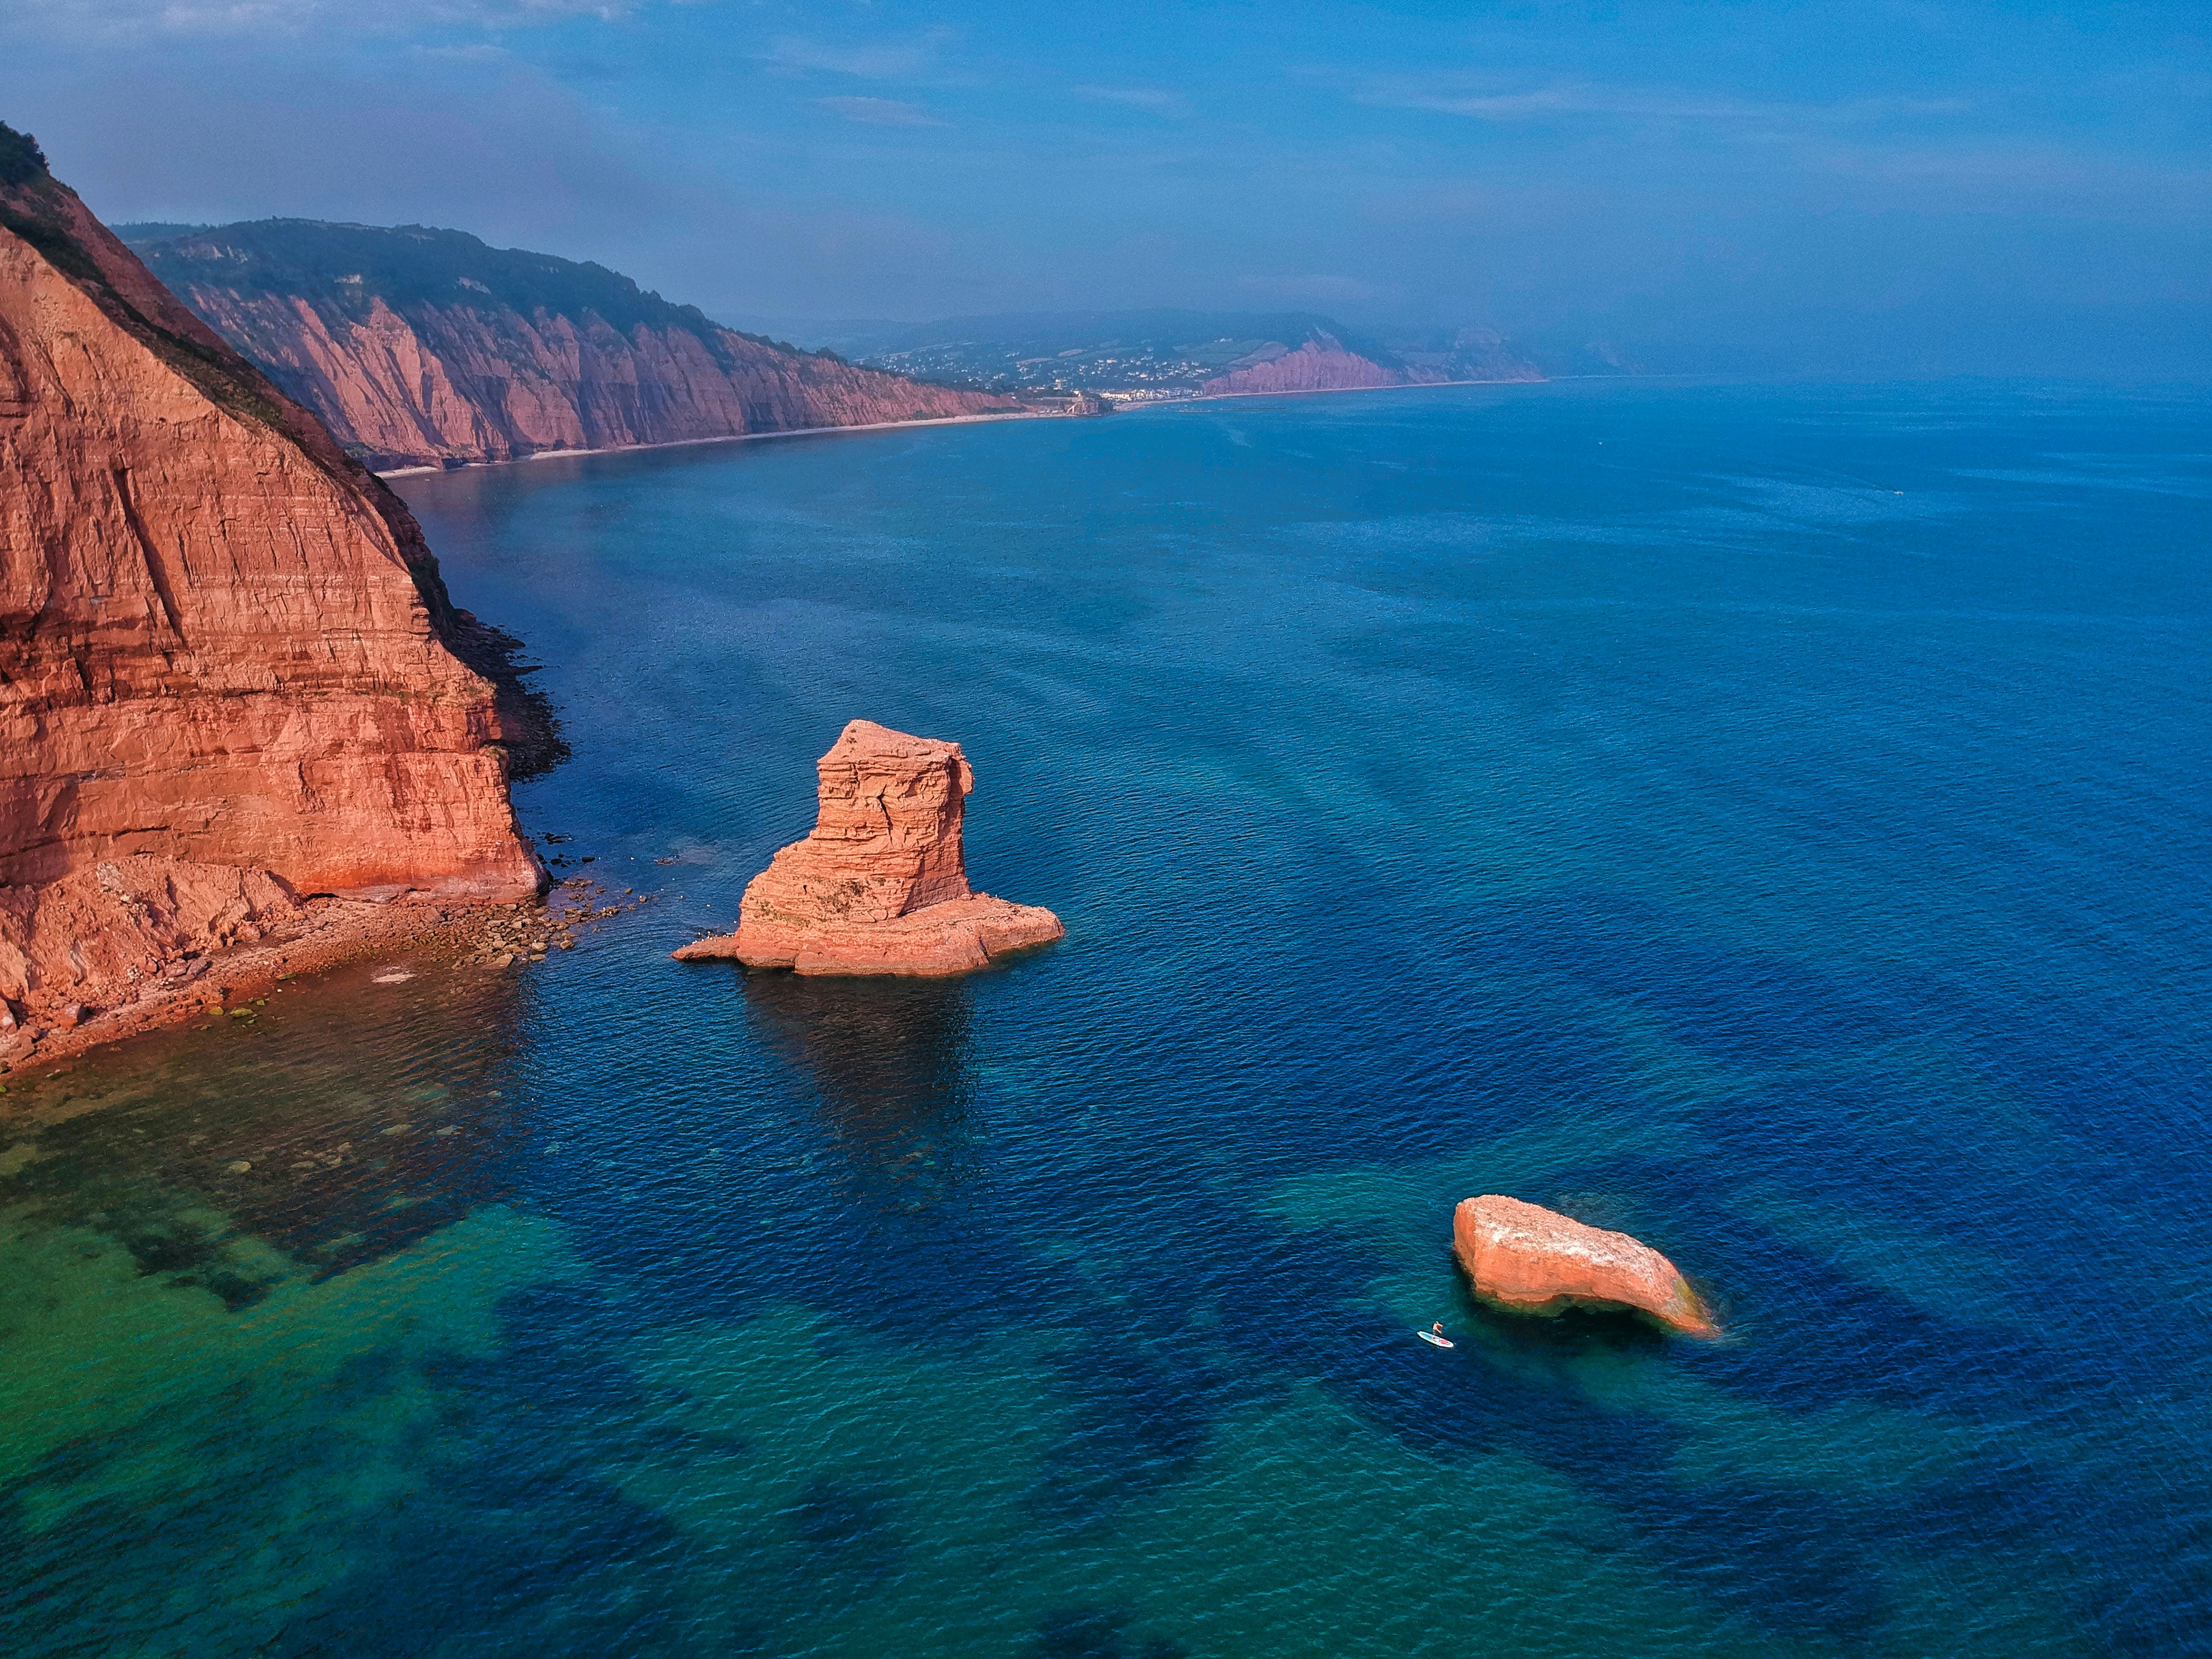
(0, 876, 651, 1080)
(373, 408, 1071, 479)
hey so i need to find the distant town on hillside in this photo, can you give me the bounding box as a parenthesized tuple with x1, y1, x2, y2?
(798, 311, 1571, 400)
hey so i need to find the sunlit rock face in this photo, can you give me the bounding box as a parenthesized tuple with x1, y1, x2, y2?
(675, 720, 1064, 977)
(1452, 1195, 1717, 1337)
(0, 134, 542, 1029)
(1200, 338, 1404, 397)
(134, 220, 1021, 471)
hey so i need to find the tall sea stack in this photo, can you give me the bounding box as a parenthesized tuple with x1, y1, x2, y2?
(675, 720, 1064, 976)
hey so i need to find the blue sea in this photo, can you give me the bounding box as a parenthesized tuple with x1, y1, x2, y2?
(4, 380, 2209, 1656)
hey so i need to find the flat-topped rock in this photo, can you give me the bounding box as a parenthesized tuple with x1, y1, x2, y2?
(1452, 1195, 1716, 1337)
(673, 720, 1063, 977)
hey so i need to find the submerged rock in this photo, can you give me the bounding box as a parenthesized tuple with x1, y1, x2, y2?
(1452, 1194, 1716, 1337)
(674, 720, 1063, 977)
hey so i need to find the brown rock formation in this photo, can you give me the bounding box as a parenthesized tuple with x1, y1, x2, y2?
(1452, 1195, 1717, 1337)
(1200, 326, 1542, 400)
(0, 857, 301, 1025)
(132, 221, 1020, 472)
(0, 126, 542, 1038)
(1201, 338, 1405, 398)
(675, 720, 1063, 976)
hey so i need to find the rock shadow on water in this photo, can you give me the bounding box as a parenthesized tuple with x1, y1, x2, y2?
(740, 972, 982, 1211)
(1223, 1201, 1912, 1648)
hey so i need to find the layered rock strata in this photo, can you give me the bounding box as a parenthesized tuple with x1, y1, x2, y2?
(1201, 337, 1403, 397)
(1199, 327, 1542, 399)
(675, 720, 1063, 976)
(0, 126, 543, 1040)
(131, 220, 1020, 471)
(1452, 1195, 1717, 1337)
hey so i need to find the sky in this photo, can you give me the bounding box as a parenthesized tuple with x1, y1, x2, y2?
(8, 1, 2210, 373)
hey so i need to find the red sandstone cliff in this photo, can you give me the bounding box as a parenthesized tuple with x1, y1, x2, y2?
(0, 127, 542, 1036)
(1200, 327, 1541, 399)
(130, 221, 1018, 471)
(1201, 337, 1404, 397)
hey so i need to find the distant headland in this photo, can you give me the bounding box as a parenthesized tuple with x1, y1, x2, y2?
(115, 219, 1030, 473)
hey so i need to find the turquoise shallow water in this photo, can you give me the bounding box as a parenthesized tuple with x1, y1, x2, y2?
(4, 380, 2209, 1656)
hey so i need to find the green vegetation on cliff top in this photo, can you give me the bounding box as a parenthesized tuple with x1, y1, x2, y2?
(0, 122, 50, 188)
(121, 217, 819, 361)
(0, 120, 287, 433)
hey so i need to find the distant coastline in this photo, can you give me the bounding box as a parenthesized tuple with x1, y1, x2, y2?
(376, 409, 1070, 478)
(380, 376, 1584, 480)
(1186, 375, 1550, 405)
(377, 378, 1566, 477)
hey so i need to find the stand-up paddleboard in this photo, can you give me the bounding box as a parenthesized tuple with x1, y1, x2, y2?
(1417, 1329, 1455, 1349)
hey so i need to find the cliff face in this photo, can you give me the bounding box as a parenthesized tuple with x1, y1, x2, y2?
(129, 221, 1017, 471)
(1200, 326, 1542, 399)
(1200, 337, 1403, 397)
(0, 127, 542, 1028)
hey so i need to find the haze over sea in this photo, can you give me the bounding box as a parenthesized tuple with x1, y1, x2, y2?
(3, 380, 2208, 1656)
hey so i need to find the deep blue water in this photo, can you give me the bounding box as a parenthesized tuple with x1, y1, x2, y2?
(4, 380, 2209, 1656)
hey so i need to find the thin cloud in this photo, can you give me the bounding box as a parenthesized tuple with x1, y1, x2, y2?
(1073, 86, 1188, 115)
(413, 41, 510, 61)
(768, 29, 954, 81)
(1363, 79, 1968, 128)
(20, 0, 623, 40)
(20, 0, 314, 33)
(817, 96, 946, 129)
(1809, 139, 2212, 210)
